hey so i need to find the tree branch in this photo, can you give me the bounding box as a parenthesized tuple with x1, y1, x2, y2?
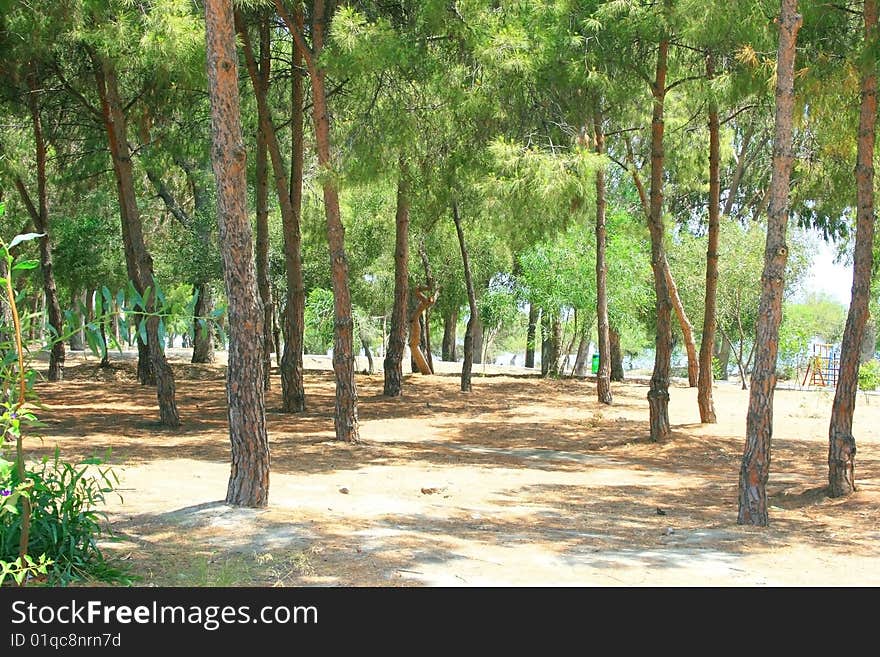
(51, 59, 103, 121)
(272, 0, 315, 70)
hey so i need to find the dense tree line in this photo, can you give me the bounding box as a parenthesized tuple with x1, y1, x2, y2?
(0, 0, 875, 524)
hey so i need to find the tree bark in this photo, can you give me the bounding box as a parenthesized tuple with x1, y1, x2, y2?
(192, 282, 215, 363)
(18, 69, 65, 381)
(205, 0, 270, 506)
(699, 53, 721, 423)
(408, 286, 436, 375)
(738, 0, 802, 526)
(91, 51, 179, 426)
(453, 201, 477, 392)
(306, 0, 359, 442)
(827, 0, 877, 498)
(238, 10, 306, 412)
(472, 311, 484, 365)
(549, 313, 562, 377)
(647, 31, 672, 442)
(663, 257, 698, 387)
(610, 326, 625, 381)
(418, 241, 436, 373)
(593, 113, 612, 403)
(384, 168, 410, 396)
(525, 303, 538, 368)
(442, 308, 457, 362)
(573, 318, 591, 378)
(255, 15, 273, 389)
(541, 310, 551, 377)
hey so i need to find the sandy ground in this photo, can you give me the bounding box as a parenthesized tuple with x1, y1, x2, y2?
(22, 348, 880, 587)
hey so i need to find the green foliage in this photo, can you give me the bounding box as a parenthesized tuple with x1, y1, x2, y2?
(1, 450, 127, 586)
(304, 287, 335, 354)
(0, 217, 126, 586)
(778, 293, 848, 364)
(858, 360, 880, 392)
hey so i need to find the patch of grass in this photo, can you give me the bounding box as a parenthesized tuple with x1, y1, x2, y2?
(137, 549, 317, 587)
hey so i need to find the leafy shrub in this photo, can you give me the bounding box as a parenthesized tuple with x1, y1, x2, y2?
(1, 451, 126, 585)
(858, 359, 880, 391)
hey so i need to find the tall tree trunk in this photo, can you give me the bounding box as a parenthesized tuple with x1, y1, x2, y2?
(699, 54, 721, 423)
(573, 317, 592, 378)
(306, 1, 359, 441)
(442, 309, 457, 362)
(827, 0, 877, 498)
(92, 52, 179, 426)
(238, 11, 306, 412)
(525, 303, 538, 368)
(472, 311, 484, 365)
(647, 32, 673, 442)
(205, 0, 270, 506)
(664, 257, 698, 387)
(541, 310, 551, 377)
(610, 326, 625, 382)
(255, 15, 273, 389)
(549, 313, 563, 377)
(192, 282, 215, 363)
(383, 168, 409, 396)
(738, 1, 802, 526)
(593, 113, 612, 404)
(282, 12, 307, 413)
(418, 241, 436, 373)
(361, 335, 373, 374)
(19, 69, 64, 381)
(453, 201, 477, 392)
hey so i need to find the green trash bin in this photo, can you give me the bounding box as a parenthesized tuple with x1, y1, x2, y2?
(591, 353, 600, 374)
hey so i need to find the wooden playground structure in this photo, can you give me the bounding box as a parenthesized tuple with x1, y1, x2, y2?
(801, 343, 841, 388)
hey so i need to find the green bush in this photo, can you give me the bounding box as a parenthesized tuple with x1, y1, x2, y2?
(858, 359, 880, 391)
(1, 451, 127, 585)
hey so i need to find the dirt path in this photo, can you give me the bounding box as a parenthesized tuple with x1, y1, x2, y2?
(27, 352, 880, 586)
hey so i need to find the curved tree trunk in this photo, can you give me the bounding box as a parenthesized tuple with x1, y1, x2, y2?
(699, 55, 721, 423)
(738, 1, 802, 526)
(409, 286, 437, 375)
(594, 113, 612, 403)
(92, 50, 178, 426)
(205, 0, 270, 507)
(647, 34, 672, 442)
(453, 201, 477, 392)
(827, 0, 877, 498)
(573, 319, 591, 378)
(664, 257, 698, 387)
(383, 168, 410, 396)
